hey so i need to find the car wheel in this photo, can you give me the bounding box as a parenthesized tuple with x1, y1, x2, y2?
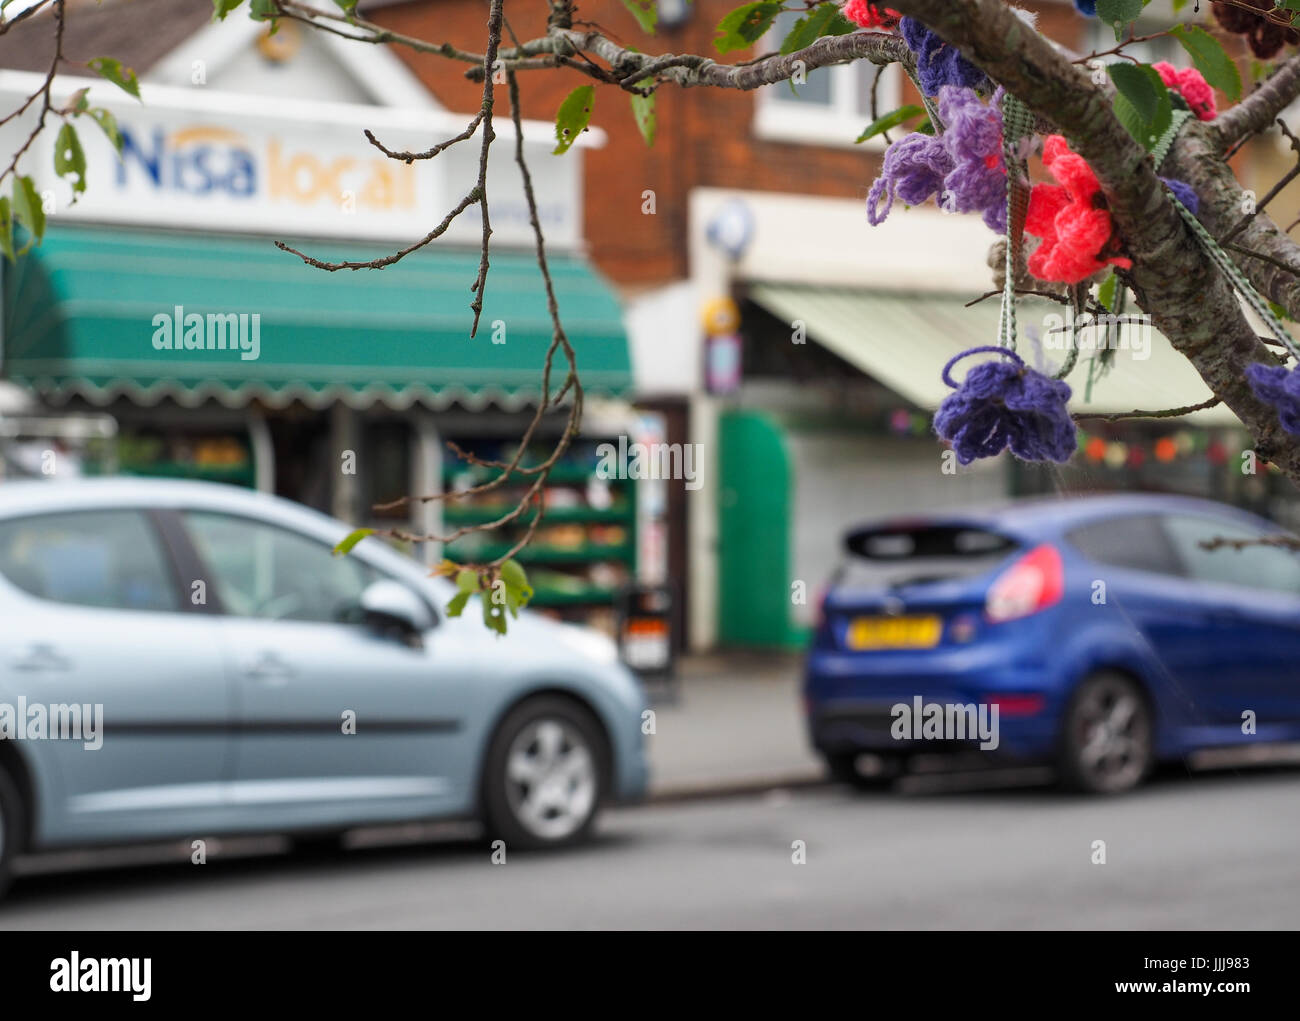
(824, 751, 902, 790)
(0, 767, 27, 901)
(482, 696, 607, 850)
(1058, 672, 1154, 794)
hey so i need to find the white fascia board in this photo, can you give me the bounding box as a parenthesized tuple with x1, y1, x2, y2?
(0, 69, 600, 150)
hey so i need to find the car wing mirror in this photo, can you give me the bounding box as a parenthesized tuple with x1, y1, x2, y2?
(359, 579, 433, 642)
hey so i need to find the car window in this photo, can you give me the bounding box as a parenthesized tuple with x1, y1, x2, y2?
(183, 511, 378, 623)
(0, 509, 179, 612)
(1163, 514, 1300, 596)
(1066, 514, 1182, 577)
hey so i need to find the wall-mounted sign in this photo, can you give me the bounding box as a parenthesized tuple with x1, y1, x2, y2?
(0, 71, 584, 249)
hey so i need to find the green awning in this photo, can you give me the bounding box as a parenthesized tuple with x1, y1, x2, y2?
(2, 226, 631, 409)
(750, 284, 1238, 426)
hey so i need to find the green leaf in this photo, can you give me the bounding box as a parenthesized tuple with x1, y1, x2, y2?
(54, 122, 86, 196)
(630, 82, 656, 146)
(1096, 0, 1144, 29)
(500, 558, 529, 590)
(856, 104, 927, 143)
(87, 107, 123, 154)
(456, 568, 479, 594)
(12, 174, 44, 248)
(66, 87, 90, 114)
(714, 1, 783, 55)
(1109, 62, 1160, 125)
(779, 2, 853, 55)
(332, 527, 374, 555)
(0, 197, 14, 263)
(333, 0, 358, 13)
(87, 57, 141, 100)
(249, 0, 277, 21)
(445, 590, 472, 618)
(211, 0, 245, 19)
(482, 592, 508, 636)
(1170, 24, 1242, 101)
(1109, 63, 1171, 151)
(1096, 272, 1118, 313)
(553, 85, 595, 155)
(1171, 0, 1189, 12)
(620, 0, 657, 34)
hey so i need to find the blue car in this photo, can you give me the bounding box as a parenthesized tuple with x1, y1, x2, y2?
(805, 494, 1300, 793)
(0, 479, 650, 899)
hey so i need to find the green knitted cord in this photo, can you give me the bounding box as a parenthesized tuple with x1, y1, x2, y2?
(1167, 195, 1300, 361)
(1000, 93, 1036, 351)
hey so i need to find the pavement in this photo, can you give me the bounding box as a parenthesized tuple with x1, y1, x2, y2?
(644, 652, 826, 799)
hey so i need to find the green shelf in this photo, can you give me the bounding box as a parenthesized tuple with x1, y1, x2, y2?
(444, 541, 634, 565)
(442, 464, 625, 487)
(441, 504, 633, 527)
(529, 585, 618, 607)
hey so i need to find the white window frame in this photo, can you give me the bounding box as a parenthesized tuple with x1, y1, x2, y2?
(753, 28, 900, 152)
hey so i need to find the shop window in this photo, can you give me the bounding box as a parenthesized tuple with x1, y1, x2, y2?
(0, 510, 179, 612)
(753, 12, 899, 151)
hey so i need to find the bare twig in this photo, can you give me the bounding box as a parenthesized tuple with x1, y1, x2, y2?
(1071, 397, 1223, 423)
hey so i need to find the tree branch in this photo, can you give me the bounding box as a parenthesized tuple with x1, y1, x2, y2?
(889, 0, 1300, 480)
(1212, 53, 1300, 153)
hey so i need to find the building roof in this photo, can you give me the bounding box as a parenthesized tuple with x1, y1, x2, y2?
(0, 0, 211, 77)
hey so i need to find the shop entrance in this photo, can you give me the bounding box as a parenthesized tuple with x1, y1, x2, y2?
(717, 408, 800, 649)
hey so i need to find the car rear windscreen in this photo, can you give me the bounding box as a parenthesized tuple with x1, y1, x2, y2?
(839, 525, 1018, 588)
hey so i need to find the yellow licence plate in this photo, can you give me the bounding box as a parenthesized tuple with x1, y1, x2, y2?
(847, 615, 943, 650)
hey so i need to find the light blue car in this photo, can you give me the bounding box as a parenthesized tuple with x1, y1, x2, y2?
(0, 478, 649, 897)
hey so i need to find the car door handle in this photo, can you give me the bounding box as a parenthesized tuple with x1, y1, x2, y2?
(241, 651, 296, 683)
(12, 643, 72, 672)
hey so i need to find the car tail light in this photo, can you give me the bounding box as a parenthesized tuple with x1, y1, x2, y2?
(986, 694, 1046, 717)
(985, 544, 1064, 623)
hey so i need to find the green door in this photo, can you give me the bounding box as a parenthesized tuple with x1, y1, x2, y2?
(717, 409, 798, 648)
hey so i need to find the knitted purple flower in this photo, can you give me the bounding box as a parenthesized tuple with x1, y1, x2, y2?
(867, 87, 1006, 231)
(900, 17, 987, 95)
(867, 132, 953, 225)
(1159, 176, 1199, 215)
(935, 346, 1077, 463)
(1246, 362, 1300, 435)
(939, 86, 1007, 232)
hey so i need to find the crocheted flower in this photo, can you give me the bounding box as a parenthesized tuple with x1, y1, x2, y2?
(867, 87, 1006, 230)
(938, 86, 1007, 231)
(1160, 176, 1199, 215)
(842, 1, 899, 29)
(1074, 0, 1096, 14)
(900, 17, 987, 95)
(867, 132, 952, 225)
(1025, 135, 1133, 285)
(1152, 62, 1217, 121)
(1211, 1, 1299, 60)
(1246, 362, 1300, 436)
(934, 346, 1077, 464)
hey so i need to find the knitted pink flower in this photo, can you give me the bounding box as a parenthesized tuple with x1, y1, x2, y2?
(1153, 62, 1217, 121)
(842, 1, 900, 29)
(1025, 135, 1132, 284)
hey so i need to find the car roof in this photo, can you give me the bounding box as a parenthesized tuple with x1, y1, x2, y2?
(854, 492, 1274, 541)
(0, 476, 298, 517)
(0, 476, 446, 590)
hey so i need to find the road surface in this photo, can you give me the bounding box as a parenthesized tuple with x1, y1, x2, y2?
(2, 767, 1298, 929)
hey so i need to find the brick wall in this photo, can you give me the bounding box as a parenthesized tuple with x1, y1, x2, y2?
(369, 2, 1111, 288)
